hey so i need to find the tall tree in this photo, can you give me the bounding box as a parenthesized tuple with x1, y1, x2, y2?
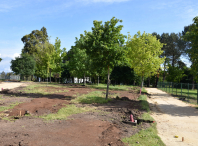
(0, 58, 2, 62)
(21, 27, 49, 55)
(67, 46, 91, 85)
(182, 16, 198, 82)
(126, 31, 165, 88)
(76, 17, 128, 99)
(10, 54, 36, 80)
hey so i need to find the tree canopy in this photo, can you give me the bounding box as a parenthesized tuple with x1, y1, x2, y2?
(126, 31, 165, 88)
(182, 16, 198, 80)
(76, 17, 128, 98)
(10, 53, 36, 80)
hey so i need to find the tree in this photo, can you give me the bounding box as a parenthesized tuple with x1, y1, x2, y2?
(10, 54, 36, 80)
(0, 58, 2, 62)
(67, 46, 91, 85)
(110, 66, 138, 85)
(21, 27, 49, 55)
(126, 31, 165, 88)
(166, 64, 186, 83)
(76, 17, 128, 99)
(34, 40, 55, 83)
(182, 16, 198, 81)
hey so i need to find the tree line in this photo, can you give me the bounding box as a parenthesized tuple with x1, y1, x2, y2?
(9, 16, 198, 98)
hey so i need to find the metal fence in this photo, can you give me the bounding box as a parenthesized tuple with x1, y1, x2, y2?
(0, 75, 20, 80)
(157, 82, 198, 104)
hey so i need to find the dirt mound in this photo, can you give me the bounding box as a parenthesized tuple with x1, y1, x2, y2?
(7, 97, 69, 117)
(0, 117, 124, 146)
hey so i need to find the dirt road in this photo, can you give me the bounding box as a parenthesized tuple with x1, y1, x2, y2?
(0, 82, 27, 91)
(145, 88, 198, 146)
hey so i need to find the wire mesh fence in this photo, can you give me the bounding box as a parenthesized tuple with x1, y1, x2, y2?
(157, 82, 198, 105)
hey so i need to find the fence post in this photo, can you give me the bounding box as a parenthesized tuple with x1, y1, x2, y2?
(188, 83, 189, 102)
(181, 83, 182, 97)
(197, 84, 198, 104)
(176, 84, 177, 96)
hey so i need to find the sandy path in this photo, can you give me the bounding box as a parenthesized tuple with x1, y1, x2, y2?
(145, 88, 198, 146)
(0, 82, 28, 91)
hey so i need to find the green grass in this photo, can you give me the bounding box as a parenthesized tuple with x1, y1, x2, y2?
(159, 86, 198, 105)
(122, 123, 165, 146)
(19, 83, 68, 95)
(122, 89, 165, 146)
(138, 95, 150, 112)
(87, 84, 136, 91)
(39, 104, 95, 120)
(71, 91, 112, 104)
(0, 102, 21, 112)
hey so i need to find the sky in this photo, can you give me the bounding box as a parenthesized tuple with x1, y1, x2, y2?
(0, 0, 198, 73)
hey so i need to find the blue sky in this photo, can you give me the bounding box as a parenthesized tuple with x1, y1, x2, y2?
(0, 0, 197, 73)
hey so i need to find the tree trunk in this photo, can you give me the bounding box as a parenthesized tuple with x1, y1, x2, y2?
(84, 73, 86, 86)
(163, 60, 166, 82)
(133, 80, 135, 86)
(98, 75, 99, 86)
(192, 76, 195, 90)
(172, 54, 175, 68)
(141, 76, 144, 89)
(148, 77, 150, 87)
(50, 69, 51, 83)
(106, 66, 110, 99)
(155, 76, 159, 87)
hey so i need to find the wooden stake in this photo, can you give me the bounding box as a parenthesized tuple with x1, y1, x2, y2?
(182, 137, 184, 142)
(20, 111, 21, 116)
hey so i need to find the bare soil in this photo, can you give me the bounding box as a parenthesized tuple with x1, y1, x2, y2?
(0, 83, 151, 146)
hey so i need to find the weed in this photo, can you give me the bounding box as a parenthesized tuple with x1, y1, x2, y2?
(0, 102, 21, 112)
(71, 91, 112, 104)
(39, 104, 95, 120)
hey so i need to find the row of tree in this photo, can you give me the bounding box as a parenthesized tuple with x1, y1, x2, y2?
(9, 16, 198, 98)
(9, 17, 166, 98)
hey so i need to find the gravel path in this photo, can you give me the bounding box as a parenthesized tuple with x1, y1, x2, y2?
(145, 88, 198, 146)
(0, 82, 28, 91)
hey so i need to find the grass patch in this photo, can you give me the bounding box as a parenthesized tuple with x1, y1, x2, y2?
(139, 113, 154, 121)
(0, 102, 21, 112)
(158, 86, 198, 105)
(71, 91, 112, 104)
(122, 123, 165, 146)
(20, 83, 68, 95)
(87, 84, 135, 91)
(39, 104, 95, 120)
(138, 95, 150, 112)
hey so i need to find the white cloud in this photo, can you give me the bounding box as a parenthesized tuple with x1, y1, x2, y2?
(0, 53, 20, 60)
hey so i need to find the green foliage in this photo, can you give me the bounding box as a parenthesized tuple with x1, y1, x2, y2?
(10, 53, 36, 79)
(110, 66, 140, 85)
(75, 17, 128, 98)
(21, 27, 49, 55)
(166, 64, 186, 83)
(67, 46, 91, 83)
(126, 31, 165, 87)
(182, 16, 198, 80)
(0, 58, 2, 62)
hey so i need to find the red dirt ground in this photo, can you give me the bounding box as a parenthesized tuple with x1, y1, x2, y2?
(0, 83, 150, 146)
